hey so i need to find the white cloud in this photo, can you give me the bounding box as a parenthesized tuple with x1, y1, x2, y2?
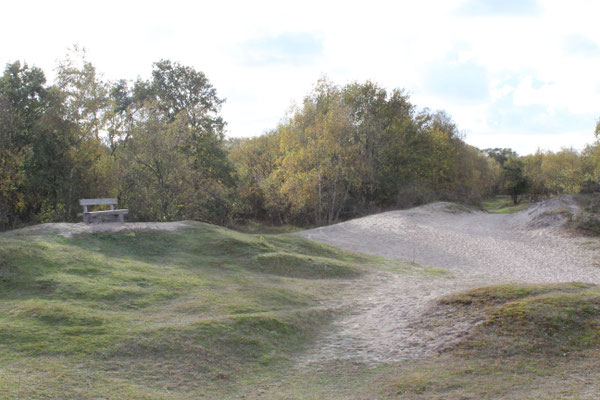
(1, 0, 599, 154)
(456, 0, 541, 17)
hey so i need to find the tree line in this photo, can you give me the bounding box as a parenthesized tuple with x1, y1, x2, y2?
(230, 79, 501, 225)
(483, 144, 600, 204)
(1, 52, 599, 230)
(0, 50, 235, 230)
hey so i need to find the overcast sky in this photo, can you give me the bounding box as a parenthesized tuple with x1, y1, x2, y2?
(2, 0, 599, 155)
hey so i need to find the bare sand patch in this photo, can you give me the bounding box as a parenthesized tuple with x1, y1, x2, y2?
(295, 196, 600, 363)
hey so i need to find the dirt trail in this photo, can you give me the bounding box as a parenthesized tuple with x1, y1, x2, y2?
(295, 196, 600, 364)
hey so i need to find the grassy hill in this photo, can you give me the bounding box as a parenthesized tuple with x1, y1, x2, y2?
(3, 221, 600, 399)
(0, 222, 423, 399)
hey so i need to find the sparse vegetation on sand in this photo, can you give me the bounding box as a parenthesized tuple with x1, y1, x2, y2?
(386, 283, 600, 399)
(570, 193, 600, 236)
(190, 283, 600, 399)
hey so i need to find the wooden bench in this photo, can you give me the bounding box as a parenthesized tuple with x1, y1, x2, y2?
(78, 198, 128, 224)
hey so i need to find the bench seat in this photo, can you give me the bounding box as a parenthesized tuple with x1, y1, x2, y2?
(79, 198, 128, 223)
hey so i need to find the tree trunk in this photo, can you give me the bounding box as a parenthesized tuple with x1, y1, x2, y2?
(66, 167, 75, 221)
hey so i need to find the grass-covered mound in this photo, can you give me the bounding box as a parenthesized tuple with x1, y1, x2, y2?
(443, 282, 600, 356)
(0, 222, 417, 399)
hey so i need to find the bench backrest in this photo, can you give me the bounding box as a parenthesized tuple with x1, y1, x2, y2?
(80, 198, 118, 206)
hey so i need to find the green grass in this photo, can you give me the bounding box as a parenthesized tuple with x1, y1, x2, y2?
(4, 224, 599, 399)
(440, 282, 595, 306)
(0, 221, 428, 399)
(481, 196, 530, 214)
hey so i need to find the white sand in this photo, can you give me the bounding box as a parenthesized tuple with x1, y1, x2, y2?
(295, 196, 600, 363)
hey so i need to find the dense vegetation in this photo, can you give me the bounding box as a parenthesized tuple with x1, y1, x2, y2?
(0, 50, 236, 230)
(1, 50, 599, 230)
(230, 80, 501, 225)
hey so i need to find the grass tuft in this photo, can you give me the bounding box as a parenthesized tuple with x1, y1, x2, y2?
(440, 282, 594, 306)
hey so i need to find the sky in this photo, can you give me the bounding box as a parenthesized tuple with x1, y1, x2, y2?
(2, 0, 599, 155)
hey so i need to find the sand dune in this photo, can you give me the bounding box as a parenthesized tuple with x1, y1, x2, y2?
(296, 196, 600, 363)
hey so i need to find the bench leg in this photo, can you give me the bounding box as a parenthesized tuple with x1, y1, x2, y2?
(119, 214, 124, 223)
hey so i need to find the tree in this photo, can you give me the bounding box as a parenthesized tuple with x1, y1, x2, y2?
(229, 78, 502, 225)
(55, 47, 114, 219)
(522, 150, 546, 199)
(56, 46, 108, 140)
(483, 148, 518, 167)
(229, 132, 285, 222)
(135, 60, 234, 185)
(503, 157, 530, 204)
(541, 148, 586, 194)
(278, 79, 363, 224)
(104, 79, 136, 155)
(0, 61, 51, 226)
(119, 103, 198, 221)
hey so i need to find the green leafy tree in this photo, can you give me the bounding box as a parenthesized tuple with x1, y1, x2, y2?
(483, 148, 518, 167)
(135, 60, 234, 186)
(56, 46, 108, 140)
(229, 132, 286, 222)
(503, 157, 530, 204)
(119, 103, 198, 221)
(541, 148, 586, 194)
(104, 79, 136, 155)
(55, 47, 115, 219)
(0, 61, 47, 227)
(278, 80, 364, 224)
(521, 150, 546, 199)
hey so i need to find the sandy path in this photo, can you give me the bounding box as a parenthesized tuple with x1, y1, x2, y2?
(295, 197, 600, 363)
